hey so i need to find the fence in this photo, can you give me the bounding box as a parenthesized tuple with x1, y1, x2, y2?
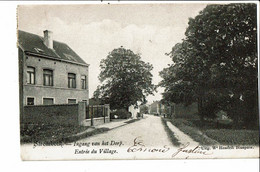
(85, 104, 110, 126)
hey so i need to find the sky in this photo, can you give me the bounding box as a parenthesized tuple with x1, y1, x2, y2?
(17, 3, 207, 103)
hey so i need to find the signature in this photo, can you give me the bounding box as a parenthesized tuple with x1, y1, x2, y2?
(171, 142, 213, 158)
(127, 137, 213, 158)
(127, 136, 170, 153)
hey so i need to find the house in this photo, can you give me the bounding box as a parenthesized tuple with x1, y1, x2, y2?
(148, 101, 163, 115)
(128, 105, 140, 118)
(18, 30, 89, 118)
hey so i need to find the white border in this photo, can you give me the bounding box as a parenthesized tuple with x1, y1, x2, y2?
(12, 1, 259, 5)
(0, 1, 259, 172)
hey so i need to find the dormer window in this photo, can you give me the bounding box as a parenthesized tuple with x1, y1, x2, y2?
(34, 48, 44, 53)
(64, 53, 76, 62)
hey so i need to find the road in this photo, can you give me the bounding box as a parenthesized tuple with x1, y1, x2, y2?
(78, 114, 174, 148)
(20, 114, 259, 160)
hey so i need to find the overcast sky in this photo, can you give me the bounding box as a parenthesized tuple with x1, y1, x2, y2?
(18, 4, 207, 103)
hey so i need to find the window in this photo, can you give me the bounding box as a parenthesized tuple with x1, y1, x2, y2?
(43, 69, 53, 86)
(82, 100, 88, 105)
(81, 75, 87, 89)
(43, 98, 54, 105)
(68, 73, 76, 88)
(27, 97, 34, 105)
(68, 99, 77, 104)
(27, 67, 35, 84)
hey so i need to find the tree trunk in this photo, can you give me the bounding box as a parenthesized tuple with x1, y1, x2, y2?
(198, 96, 204, 121)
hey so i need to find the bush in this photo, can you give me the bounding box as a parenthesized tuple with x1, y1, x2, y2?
(110, 109, 132, 119)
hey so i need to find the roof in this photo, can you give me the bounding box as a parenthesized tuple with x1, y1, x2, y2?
(18, 30, 88, 66)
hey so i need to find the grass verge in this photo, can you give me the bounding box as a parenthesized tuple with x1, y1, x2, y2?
(161, 118, 180, 146)
(20, 124, 109, 144)
(169, 118, 259, 145)
(204, 129, 259, 145)
(169, 118, 219, 145)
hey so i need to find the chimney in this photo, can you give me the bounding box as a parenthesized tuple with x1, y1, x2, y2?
(43, 30, 53, 49)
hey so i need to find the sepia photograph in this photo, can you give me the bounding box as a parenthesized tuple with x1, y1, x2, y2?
(17, 2, 259, 160)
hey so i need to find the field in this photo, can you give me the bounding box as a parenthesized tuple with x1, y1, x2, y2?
(168, 118, 259, 145)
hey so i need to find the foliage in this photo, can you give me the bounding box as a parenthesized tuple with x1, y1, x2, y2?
(110, 109, 132, 119)
(159, 4, 258, 127)
(94, 47, 155, 110)
(140, 105, 149, 114)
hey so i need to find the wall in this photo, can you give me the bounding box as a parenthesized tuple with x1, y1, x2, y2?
(82, 117, 110, 126)
(22, 102, 110, 126)
(23, 104, 79, 126)
(22, 54, 89, 105)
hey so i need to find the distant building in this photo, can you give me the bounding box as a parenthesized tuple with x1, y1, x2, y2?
(148, 101, 162, 115)
(128, 105, 140, 119)
(18, 30, 89, 117)
(148, 100, 198, 118)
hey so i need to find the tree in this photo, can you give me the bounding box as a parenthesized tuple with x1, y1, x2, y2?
(159, 41, 198, 106)
(94, 47, 155, 110)
(140, 105, 149, 114)
(160, 3, 258, 127)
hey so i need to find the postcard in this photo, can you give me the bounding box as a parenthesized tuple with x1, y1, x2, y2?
(18, 2, 259, 160)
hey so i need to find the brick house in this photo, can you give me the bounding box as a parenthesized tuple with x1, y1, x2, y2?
(18, 30, 89, 119)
